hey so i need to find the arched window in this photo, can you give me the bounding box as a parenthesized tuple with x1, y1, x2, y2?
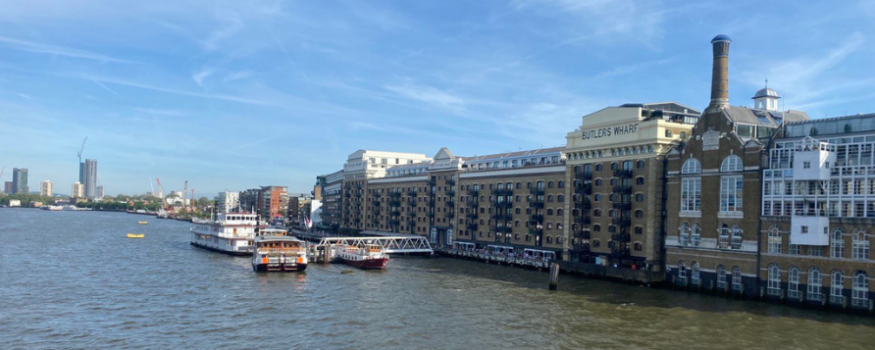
(679, 223, 690, 246)
(731, 225, 743, 249)
(677, 260, 687, 285)
(788, 267, 800, 298)
(852, 272, 869, 307)
(595, 179, 603, 186)
(635, 210, 644, 218)
(633, 242, 642, 251)
(732, 266, 743, 291)
(593, 224, 601, 232)
(546, 209, 554, 216)
(768, 227, 782, 254)
(546, 236, 553, 244)
(691, 224, 701, 247)
(831, 230, 844, 258)
(557, 195, 564, 203)
(808, 268, 823, 302)
(682, 158, 701, 174)
(556, 209, 564, 216)
(593, 209, 601, 217)
(593, 239, 600, 248)
(716, 265, 727, 290)
(830, 271, 845, 304)
(594, 194, 601, 202)
(721, 155, 743, 172)
(637, 160, 645, 169)
(596, 164, 603, 172)
(852, 232, 869, 260)
(767, 264, 780, 295)
(718, 224, 730, 249)
(635, 193, 644, 202)
(691, 262, 700, 286)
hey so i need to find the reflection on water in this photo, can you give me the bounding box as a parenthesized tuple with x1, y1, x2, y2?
(1, 209, 873, 349)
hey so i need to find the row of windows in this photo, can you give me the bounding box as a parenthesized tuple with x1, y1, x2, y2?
(677, 223, 744, 249)
(680, 155, 743, 174)
(767, 228, 871, 260)
(767, 265, 870, 306)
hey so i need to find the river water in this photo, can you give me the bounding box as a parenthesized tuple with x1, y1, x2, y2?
(1, 209, 874, 349)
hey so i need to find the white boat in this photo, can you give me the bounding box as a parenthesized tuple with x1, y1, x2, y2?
(334, 244, 389, 270)
(42, 205, 63, 211)
(251, 228, 308, 272)
(190, 212, 259, 256)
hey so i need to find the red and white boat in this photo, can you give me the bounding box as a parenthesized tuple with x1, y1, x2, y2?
(334, 244, 389, 270)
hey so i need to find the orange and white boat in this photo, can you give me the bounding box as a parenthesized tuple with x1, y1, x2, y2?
(251, 228, 308, 272)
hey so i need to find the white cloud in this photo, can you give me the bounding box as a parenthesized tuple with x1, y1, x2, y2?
(384, 83, 466, 111)
(192, 68, 213, 87)
(0, 36, 140, 64)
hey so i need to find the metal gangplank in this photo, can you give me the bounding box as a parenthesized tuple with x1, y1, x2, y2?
(317, 236, 433, 254)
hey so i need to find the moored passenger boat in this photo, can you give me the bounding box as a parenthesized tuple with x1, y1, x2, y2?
(251, 228, 308, 272)
(334, 244, 389, 270)
(189, 212, 259, 256)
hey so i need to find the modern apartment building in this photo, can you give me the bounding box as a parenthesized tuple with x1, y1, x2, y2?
(71, 182, 85, 199)
(215, 191, 240, 213)
(760, 114, 875, 310)
(40, 180, 53, 197)
(12, 168, 28, 194)
(257, 186, 288, 219)
(83, 159, 98, 198)
(318, 170, 344, 230)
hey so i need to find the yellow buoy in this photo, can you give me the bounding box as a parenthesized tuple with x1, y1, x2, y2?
(127, 233, 144, 238)
(138, 221, 148, 225)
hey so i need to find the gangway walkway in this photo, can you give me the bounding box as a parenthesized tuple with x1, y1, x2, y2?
(317, 236, 433, 254)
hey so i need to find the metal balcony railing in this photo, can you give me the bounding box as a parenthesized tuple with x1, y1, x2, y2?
(612, 185, 632, 194)
(613, 169, 633, 178)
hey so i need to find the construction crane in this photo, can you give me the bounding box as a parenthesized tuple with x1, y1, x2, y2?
(77, 137, 88, 181)
(155, 178, 166, 209)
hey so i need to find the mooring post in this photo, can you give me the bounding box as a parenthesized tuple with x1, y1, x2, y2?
(549, 263, 559, 291)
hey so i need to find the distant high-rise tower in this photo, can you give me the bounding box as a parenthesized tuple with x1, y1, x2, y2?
(12, 168, 28, 194)
(40, 180, 53, 197)
(79, 162, 85, 183)
(84, 159, 98, 198)
(708, 34, 732, 112)
(3, 181, 12, 194)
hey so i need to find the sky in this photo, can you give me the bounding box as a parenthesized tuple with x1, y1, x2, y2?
(1, 0, 874, 198)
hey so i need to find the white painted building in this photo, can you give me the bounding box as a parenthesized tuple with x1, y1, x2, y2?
(40, 180, 53, 197)
(215, 191, 240, 213)
(71, 182, 84, 199)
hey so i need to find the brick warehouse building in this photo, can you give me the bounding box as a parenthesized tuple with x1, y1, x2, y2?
(315, 35, 875, 309)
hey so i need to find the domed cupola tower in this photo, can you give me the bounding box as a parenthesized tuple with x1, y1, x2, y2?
(752, 80, 780, 111)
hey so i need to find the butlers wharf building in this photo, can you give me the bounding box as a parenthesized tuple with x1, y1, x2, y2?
(313, 35, 874, 312)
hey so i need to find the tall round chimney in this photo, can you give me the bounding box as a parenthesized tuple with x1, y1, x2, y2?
(709, 34, 732, 110)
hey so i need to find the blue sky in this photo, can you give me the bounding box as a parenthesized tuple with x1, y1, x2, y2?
(1, 0, 874, 197)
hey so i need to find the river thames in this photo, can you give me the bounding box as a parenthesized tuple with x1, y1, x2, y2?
(1, 209, 874, 349)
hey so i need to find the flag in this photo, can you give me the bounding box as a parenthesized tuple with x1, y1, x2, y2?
(304, 216, 312, 230)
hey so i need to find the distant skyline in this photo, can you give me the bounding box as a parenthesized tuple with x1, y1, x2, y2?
(2, 0, 874, 197)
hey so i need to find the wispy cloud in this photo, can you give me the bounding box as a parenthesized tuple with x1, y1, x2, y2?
(0, 36, 140, 64)
(384, 83, 466, 112)
(222, 70, 252, 82)
(74, 73, 274, 106)
(201, 10, 244, 51)
(131, 107, 189, 117)
(192, 68, 212, 87)
(17, 93, 33, 100)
